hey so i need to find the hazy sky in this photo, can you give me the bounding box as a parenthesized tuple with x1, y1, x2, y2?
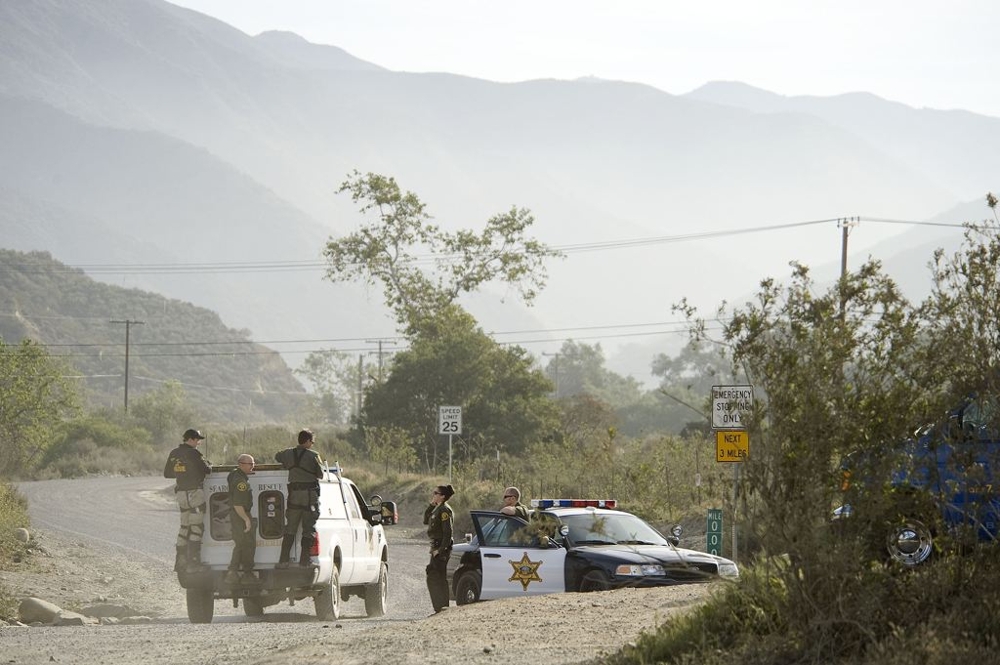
(168, 0, 1000, 118)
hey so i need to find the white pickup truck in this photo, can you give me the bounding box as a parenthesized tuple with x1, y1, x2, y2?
(177, 463, 390, 623)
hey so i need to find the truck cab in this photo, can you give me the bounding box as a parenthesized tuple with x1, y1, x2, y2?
(839, 394, 1000, 565)
(178, 463, 390, 623)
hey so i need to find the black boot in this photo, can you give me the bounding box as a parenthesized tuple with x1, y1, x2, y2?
(276, 534, 295, 569)
(299, 537, 315, 567)
(174, 546, 186, 572)
(186, 541, 208, 572)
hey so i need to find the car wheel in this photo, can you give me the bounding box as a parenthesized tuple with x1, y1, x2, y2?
(455, 570, 482, 605)
(185, 587, 214, 624)
(364, 561, 388, 617)
(314, 566, 341, 620)
(579, 569, 611, 592)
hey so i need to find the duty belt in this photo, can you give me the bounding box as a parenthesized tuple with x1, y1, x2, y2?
(288, 482, 319, 490)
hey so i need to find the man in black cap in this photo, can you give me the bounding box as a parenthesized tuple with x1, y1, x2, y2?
(164, 428, 212, 572)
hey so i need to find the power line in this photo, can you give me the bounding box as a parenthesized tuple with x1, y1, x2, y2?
(0, 216, 969, 276)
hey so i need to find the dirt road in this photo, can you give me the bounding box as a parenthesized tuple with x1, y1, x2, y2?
(0, 477, 714, 664)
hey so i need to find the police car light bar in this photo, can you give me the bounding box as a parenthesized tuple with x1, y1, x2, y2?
(530, 499, 617, 509)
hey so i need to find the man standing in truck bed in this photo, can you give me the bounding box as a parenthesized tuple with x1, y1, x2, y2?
(225, 454, 259, 585)
(275, 429, 324, 568)
(164, 428, 212, 572)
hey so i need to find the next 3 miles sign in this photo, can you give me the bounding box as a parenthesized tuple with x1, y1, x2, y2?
(712, 385, 753, 462)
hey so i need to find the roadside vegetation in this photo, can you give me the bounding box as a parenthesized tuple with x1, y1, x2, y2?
(3, 177, 1000, 660)
(0, 482, 30, 618)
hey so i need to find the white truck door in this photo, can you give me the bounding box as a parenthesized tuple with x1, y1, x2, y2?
(471, 512, 566, 600)
(318, 480, 354, 580)
(338, 482, 365, 581)
(347, 483, 381, 583)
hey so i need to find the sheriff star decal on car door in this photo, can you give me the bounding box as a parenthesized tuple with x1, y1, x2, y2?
(508, 552, 543, 590)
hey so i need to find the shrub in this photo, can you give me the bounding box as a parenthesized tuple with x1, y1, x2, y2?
(0, 482, 30, 619)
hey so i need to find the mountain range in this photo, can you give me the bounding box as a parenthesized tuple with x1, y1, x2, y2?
(1, 0, 996, 389)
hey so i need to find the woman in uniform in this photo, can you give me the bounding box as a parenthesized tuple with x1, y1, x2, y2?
(423, 484, 455, 613)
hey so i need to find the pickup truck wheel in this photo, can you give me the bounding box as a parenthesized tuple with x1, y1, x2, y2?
(364, 562, 388, 617)
(314, 566, 341, 621)
(579, 569, 611, 592)
(454, 570, 481, 605)
(185, 587, 214, 624)
(885, 518, 934, 566)
(242, 597, 264, 617)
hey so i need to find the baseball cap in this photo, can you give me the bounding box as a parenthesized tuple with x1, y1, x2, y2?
(183, 429, 205, 440)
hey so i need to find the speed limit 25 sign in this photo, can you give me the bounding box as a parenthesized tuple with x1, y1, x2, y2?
(438, 406, 462, 435)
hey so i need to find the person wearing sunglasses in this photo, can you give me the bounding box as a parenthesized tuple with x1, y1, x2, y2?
(423, 484, 455, 613)
(499, 486, 529, 520)
(224, 454, 260, 585)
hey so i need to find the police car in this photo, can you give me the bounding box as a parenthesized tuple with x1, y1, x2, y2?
(448, 499, 739, 604)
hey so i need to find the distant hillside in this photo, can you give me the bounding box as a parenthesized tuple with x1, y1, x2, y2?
(1, 0, 998, 386)
(0, 249, 307, 423)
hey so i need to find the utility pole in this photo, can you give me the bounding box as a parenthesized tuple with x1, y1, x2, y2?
(365, 338, 394, 382)
(838, 217, 859, 320)
(356, 354, 364, 419)
(542, 352, 561, 396)
(110, 319, 145, 413)
(838, 217, 859, 280)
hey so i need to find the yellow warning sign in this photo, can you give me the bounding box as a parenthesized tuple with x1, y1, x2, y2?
(716, 430, 749, 462)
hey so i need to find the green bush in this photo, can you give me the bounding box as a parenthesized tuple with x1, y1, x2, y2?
(601, 546, 1000, 665)
(0, 482, 30, 619)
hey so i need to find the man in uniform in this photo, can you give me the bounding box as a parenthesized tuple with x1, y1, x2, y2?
(225, 454, 259, 585)
(499, 486, 529, 520)
(423, 484, 455, 613)
(163, 428, 212, 572)
(274, 429, 324, 568)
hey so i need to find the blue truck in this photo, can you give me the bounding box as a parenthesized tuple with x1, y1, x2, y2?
(837, 394, 1000, 565)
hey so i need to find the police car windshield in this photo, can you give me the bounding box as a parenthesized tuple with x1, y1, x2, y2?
(560, 512, 669, 547)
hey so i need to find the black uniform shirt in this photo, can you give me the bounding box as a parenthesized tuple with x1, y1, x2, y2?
(227, 467, 253, 513)
(163, 443, 211, 491)
(274, 446, 323, 484)
(424, 502, 454, 548)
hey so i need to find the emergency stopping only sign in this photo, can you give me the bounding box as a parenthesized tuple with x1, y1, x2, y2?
(712, 384, 753, 430)
(438, 406, 462, 435)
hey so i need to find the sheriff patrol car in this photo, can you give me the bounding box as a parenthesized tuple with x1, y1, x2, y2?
(448, 499, 739, 604)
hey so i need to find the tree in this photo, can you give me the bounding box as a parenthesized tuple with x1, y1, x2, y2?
(323, 171, 563, 328)
(359, 305, 558, 471)
(364, 425, 418, 474)
(295, 349, 376, 425)
(0, 339, 78, 476)
(545, 341, 642, 403)
(918, 196, 1000, 401)
(128, 380, 201, 447)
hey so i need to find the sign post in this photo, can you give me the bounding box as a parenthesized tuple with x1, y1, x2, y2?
(711, 385, 753, 565)
(438, 406, 462, 483)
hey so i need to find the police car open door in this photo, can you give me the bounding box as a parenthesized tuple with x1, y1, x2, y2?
(470, 511, 566, 599)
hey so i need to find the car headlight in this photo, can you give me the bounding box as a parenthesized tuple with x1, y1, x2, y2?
(717, 562, 739, 578)
(615, 564, 666, 576)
